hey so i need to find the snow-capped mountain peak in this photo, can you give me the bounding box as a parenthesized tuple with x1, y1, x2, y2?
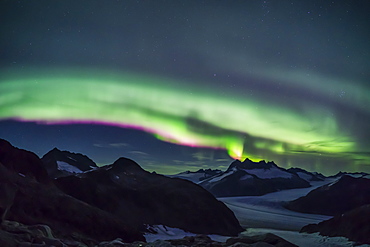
(41, 148, 98, 178)
(200, 159, 310, 197)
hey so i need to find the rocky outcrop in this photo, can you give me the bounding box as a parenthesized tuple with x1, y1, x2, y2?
(0, 220, 77, 247)
(285, 175, 370, 216)
(301, 204, 370, 245)
(41, 147, 98, 178)
(55, 157, 243, 236)
(200, 159, 310, 197)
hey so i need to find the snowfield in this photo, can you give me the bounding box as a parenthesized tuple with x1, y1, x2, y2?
(218, 180, 335, 230)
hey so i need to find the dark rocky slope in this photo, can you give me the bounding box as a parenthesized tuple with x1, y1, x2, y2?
(285, 175, 370, 216)
(301, 204, 370, 245)
(56, 157, 243, 236)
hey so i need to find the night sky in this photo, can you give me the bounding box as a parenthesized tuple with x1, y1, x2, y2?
(0, 0, 369, 175)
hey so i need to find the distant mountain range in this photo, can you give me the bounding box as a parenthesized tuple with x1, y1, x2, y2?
(39, 148, 325, 198)
(172, 159, 317, 197)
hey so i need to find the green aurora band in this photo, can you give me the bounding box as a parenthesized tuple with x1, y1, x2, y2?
(0, 67, 369, 170)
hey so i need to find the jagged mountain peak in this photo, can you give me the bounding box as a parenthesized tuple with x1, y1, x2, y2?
(41, 148, 98, 178)
(43, 148, 97, 166)
(227, 158, 277, 172)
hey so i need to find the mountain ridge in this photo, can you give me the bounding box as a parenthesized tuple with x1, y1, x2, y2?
(198, 158, 311, 197)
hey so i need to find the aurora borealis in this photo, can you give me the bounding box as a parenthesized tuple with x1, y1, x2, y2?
(0, 1, 369, 174)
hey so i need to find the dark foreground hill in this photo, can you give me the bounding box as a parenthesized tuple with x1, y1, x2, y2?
(285, 175, 370, 216)
(55, 157, 243, 236)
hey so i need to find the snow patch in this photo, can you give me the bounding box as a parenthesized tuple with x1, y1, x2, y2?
(328, 178, 340, 187)
(296, 172, 312, 181)
(244, 167, 292, 179)
(67, 156, 77, 161)
(144, 225, 230, 243)
(208, 170, 235, 182)
(56, 161, 83, 173)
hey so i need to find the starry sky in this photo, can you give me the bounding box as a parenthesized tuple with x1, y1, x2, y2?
(0, 0, 369, 175)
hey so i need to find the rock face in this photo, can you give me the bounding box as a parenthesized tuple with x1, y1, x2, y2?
(199, 159, 310, 197)
(285, 175, 370, 216)
(301, 204, 370, 245)
(55, 157, 243, 236)
(41, 147, 98, 178)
